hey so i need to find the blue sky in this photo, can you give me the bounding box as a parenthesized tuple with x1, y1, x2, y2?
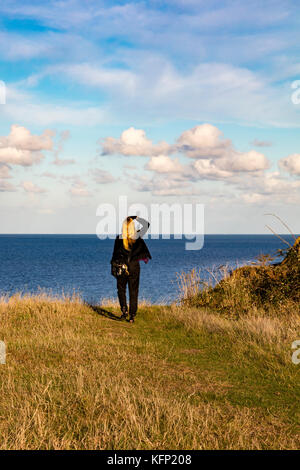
(0, 0, 300, 234)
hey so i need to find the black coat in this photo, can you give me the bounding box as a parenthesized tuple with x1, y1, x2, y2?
(111, 236, 152, 265)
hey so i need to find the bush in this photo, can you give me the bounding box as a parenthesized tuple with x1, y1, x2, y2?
(179, 237, 300, 317)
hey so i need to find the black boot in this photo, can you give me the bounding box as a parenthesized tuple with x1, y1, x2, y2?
(120, 306, 128, 320)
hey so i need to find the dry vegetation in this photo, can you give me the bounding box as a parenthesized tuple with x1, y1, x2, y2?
(178, 236, 300, 318)
(0, 290, 299, 450)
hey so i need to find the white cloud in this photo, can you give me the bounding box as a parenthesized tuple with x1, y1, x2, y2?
(0, 125, 54, 166)
(23, 181, 47, 193)
(6, 54, 300, 129)
(69, 180, 91, 197)
(51, 129, 75, 166)
(104, 124, 270, 180)
(21, 46, 298, 128)
(0, 124, 54, 151)
(223, 150, 269, 172)
(237, 172, 300, 205)
(53, 157, 75, 166)
(108, 123, 299, 201)
(0, 32, 50, 60)
(63, 63, 137, 96)
(58, 57, 300, 128)
(146, 155, 184, 174)
(102, 127, 169, 156)
(91, 169, 115, 184)
(2, 1, 300, 131)
(193, 159, 233, 180)
(1, 0, 291, 71)
(176, 125, 270, 174)
(5, 102, 106, 127)
(41, 171, 57, 179)
(241, 193, 265, 204)
(251, 139, 272, 148)
(176, 124, 231, 158)
(262, 172, 300, 194)
(2, 86, 106, 126)
(106, 124, 270, 182)
(0, 30, 98, 62)
(279, 153, 300, 176)
(0, 164, 11, 179)
(0, 180, 15, 192)
(0, 148, 43, 166)
(135, 175, 197, 196)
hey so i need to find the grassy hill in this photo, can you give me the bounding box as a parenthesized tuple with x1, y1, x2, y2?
(0, 293, 299, 450)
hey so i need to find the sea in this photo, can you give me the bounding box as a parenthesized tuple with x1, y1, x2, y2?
(0, 234, 296, 304)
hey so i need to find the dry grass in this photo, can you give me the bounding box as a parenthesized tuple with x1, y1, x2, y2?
(177, 239, 300, 317)
(0, 293, 299, 450)
(100, 296, 152, 308)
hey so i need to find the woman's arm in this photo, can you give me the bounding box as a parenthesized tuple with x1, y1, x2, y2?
(132, 217, 150, 238)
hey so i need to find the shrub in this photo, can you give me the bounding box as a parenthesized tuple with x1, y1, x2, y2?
(178, 237, 300, 317)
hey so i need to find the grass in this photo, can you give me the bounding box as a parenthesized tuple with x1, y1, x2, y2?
(179, 236, 300, 317)
(0, 292, 299, 450)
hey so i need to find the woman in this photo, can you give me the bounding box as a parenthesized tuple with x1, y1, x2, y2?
(110, 216, 151, 323)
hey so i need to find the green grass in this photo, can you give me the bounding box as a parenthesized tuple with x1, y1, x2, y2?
(0, 294, 299, 449)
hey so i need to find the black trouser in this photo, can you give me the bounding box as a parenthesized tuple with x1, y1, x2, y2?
(117, 261, 140, 317)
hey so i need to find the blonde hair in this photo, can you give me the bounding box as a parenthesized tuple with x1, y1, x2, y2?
(122, 217, 137, 251)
